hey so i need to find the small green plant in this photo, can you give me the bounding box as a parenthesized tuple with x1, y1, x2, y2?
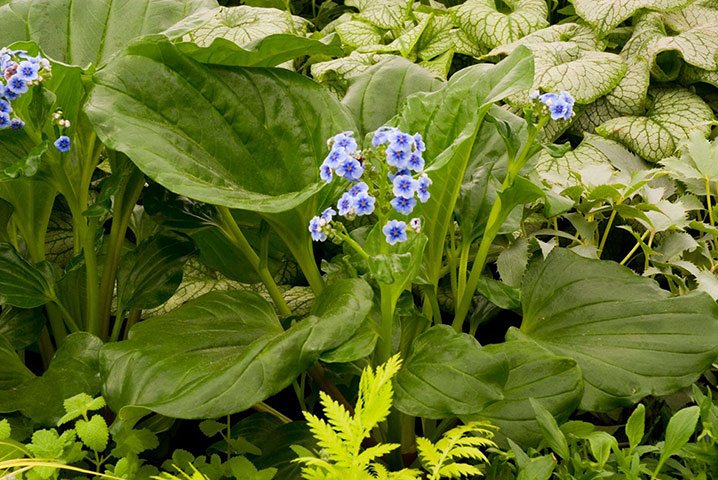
(416, 422, 497, 479)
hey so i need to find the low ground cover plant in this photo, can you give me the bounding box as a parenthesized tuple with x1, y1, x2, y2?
(0, 0, 716, 478)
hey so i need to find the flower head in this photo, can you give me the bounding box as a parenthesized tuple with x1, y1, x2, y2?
(409, 218, 421, 233)
(372, 126, 396, 147)
(413, 133, 425, 153)
(539, 90, 575, 121)
(329, 131, 357, 153)
(16, 61, 38, 81)
(0, 99, 11, 114)
(320, 207, 336, 222)
(353, 193, 375, 216)
(309, 216, 328, 242)
(0, 112, 10, 129)
(392, 174, 418, 199)
(320, 163, 333, 182)
(337, 192, 355, 216)
(417, 174, 432, 203)
(390, 196, 416, 215)
(6, 75, 27, 95)
(10, 118, 24, 130)
(348, 181, 369, 197)
(324, 149, 348, 169)
(388, 131, 413, 152)
(54, 135, 71, 152)
(407, 152, 424, 172)
(386, 147, 409, 169)
(336, 157, 363, 181)
(383, 220, 407, 245)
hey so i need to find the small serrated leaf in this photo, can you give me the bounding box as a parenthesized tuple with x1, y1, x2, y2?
(198, 419, 225, 438)
(75, 415, 109, 452)
(59, 393, 95, 425)
(0, 419, 10, 440)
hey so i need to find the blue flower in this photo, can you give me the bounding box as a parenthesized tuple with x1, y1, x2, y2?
(413, 133, 425, 153)
(392, 174, 418, 199)
(372, 126, 396, 147)
(0, 54, 13, 71)
(388, 131, 413, 152)
(321, 207, 336, 222)
(320, 162, 333, 182)
(417, 174, 432, 203)
(324, 148, 348, 169)
(386, 147, 409, 169)
(10, 118, 24, 130)
(6, 75, 28, 95)
(390, 196, 416, 215)
(54, 135, 71, 152)
(348, 181, 369, 197)
(16, 61, 38, 81)
(383, 219, 407, 245)
(407, 153, 424, 172)
(0, 112, 10, 129)
(4, 88, 19, 101)
(329, 131, 357, 153)
(309, 216, 327, 242)
(337, 192, 355, 216)
(539, 91, 575, 121)
(336, 157, 363, 181)
(353, 193, 376, 216)
(0, 99, 11, 114)
(388, 168, 411, 182)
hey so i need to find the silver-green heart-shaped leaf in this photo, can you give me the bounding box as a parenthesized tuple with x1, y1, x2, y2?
(347, 0, 410, 30)
(335, 17, 383, 48)
(520, 248, 718, 411)
(451, 0, 549, 50)
(570, 0, 692, 37)
(165, 5, 309, 48)
(487, 23, 603, 58)
(311, 51, 394, 85)
(681, 64, 718, 88)
(416, 13, 455, 61)
(596, 88, 714, 162)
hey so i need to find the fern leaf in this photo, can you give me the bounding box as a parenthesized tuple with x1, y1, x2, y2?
(454, 437, 496, 448)
(438, 463, 483, 478)
(302, 411, 350, 465)
(387, 468, 422, 479)
(370, 462, 390, 479)
(356, 442, 399, 466)
(319, 391, 360, 451)
(416, 437, 441, 471)
(356, 355, 402, 432)
(446, 446, 488, 462)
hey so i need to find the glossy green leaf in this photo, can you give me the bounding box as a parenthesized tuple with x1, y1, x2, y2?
(597, 88, 714, 162)
(176, 35, 344, 68)
(165, 5, 309, 47)
(101, 279, 372, 419)
(520, 248, 718, 411)
(0, 307, 44, 349)
(659, 406, 700, 462)
(0, 335, 33, 389)
(394, 325, 509, 419)
(570, 0, 692, 37)
(451, 0, 549, 50)
(342, 57, 443, 138)
(0, 0, 215, 67)
(0, 243, 56, 308)
(87, 36, 355, 213)
(116, 234, 195, 314)
(395, 47, 534, 288)
(0, 333, 102, 425)
(473, 337, 582, 447)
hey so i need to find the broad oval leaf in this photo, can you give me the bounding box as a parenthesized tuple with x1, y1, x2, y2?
(86, 36, 355, 213)
(0, 333, 102, 425)
(520, 248, 718, 411)
(394, 325, 509, 419)
(570, 0, 692, 37)
(472, 336, 583, 447)
(342, 57, 443, 138)
(100, 279, 372, 419)
(451, 0, 549, 50)
(0, 0, 216, 67)
(0, 335, 33, 390)
(0, 307, 44, 349)
(0, 243, 56, 308)
(596, 88, 714, 162)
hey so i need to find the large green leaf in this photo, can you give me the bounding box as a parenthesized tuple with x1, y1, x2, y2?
(0, 335, 33, 390)
(569, 0, 692, 37)
(86, 36, 355, 213)
(487, 23, 602, 58)
(451, 0, 549, 51)
(164, 5, 309, 47)
(0, 0, 216, 67)
(100, 279, 372, 419)
(347, 0, 410, 30)
(596, 88, 714, 162)
(116, 234, 195, 314)
(0, 307, 44, 349)
(472, 337, 583, 447)
(394, 47, 534, 288)
(342, 57, 443, 138)
(176, 35, 344, 68)
(0, 243, 56, 308)
(394, 325, 509, 419)
(520, 248, 718, 411)
(0, 333, 102, 425)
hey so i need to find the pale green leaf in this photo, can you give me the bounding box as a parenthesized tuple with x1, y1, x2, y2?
(681, 64, 718, 88)
(357, 0, 409, 29)
(75, 414, 109, 452)
(311, 51, 394, 84)
(650, 25, 718, 70)
(336, 18, 383, 48)
(597, 88, 714, 162)
(165, 6, 309, 47)
(662, 0, 718, 32)
(387, 14, 431, 57)
(451, 0, 549, 50)
(626, 404, 645, 450)
(487, 23, 602, 58)
(58, 393, 95, 425)
(660, 406, 700, 461)
(497, 238, 529, 288)
(0, 419, 9, 440)
(570, 0, 692, 37)
(416, 13, 455, 60)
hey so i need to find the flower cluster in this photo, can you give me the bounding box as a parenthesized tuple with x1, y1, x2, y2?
(530, 90, 575, 121)
(309, 128, 430, 245)
(0, 49, 50, 129)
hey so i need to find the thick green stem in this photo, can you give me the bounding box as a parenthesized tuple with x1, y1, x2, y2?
(98, 168, 145, 339)
(38, 327, 54, 369)
(217, 207, 291, 316)
(83, 217, 100, 336)
(456, 240, 471, 301)
(377, 284, 396, 363)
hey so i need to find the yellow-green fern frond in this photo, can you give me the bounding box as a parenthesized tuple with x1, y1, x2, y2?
(355, 355, 402, 432)
(356, 442, 400, 466)
(303, 411, 351, 466)
(319, 391, 362, 452)
(417, 421, 497, 480)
